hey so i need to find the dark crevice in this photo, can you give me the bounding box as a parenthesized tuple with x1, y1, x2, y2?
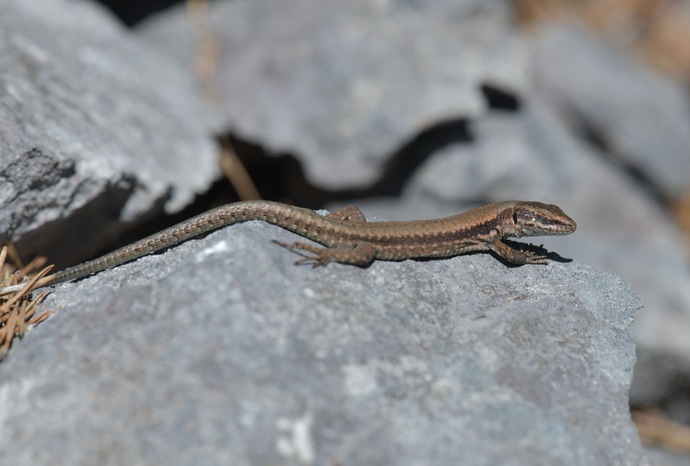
(480, 83, 521, 112)
(366, 118, 474, 197)
(14, 179, 138, 270)
(222, 118, 474, 208)
(95, 0, 182, 26)
(126, 119, 474, 254)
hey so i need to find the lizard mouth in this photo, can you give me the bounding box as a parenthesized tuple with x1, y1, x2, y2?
(521, 221, 576, 236)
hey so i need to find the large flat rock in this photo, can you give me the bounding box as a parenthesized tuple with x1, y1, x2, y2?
(0, 218, 647, 465)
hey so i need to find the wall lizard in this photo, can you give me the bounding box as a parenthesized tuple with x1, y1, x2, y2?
(0, 200, 576, 294)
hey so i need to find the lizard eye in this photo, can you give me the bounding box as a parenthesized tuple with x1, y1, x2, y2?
(512, 212, 519, 224)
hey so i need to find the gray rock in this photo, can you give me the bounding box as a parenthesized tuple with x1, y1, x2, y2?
(138, 0, 526, 188)
(339, 96, 690, 420)
(404, 106, 579, 203)
(0, 219, 647, 465)
(531, 21, 690, 198)
(0, 0, 220, 266)
(644, 446, 690, 466)
(527, 51, 690, 414)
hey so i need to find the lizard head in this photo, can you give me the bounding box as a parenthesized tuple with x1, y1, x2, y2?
(509, 202, 577, 237)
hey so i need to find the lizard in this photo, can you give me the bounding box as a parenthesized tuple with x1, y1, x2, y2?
(0, 200, 576, 294)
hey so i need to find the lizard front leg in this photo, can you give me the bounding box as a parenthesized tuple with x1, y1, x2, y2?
(273, 241, 376, 267)
(485, 239, 548, 265)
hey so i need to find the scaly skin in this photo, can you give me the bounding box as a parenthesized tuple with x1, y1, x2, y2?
(0, 200, 576, 294)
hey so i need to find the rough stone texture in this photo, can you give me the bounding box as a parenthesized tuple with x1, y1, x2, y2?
(138, 0, 526, 188)
(0, 220, 647, 465)
(0, 0, 220, 265)
(531, 21, 690, 198)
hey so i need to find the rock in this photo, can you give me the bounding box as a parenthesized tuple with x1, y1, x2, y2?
(644, 446, 690, 466)
(343, 79, 690, 433)
(137, 0, 526, 188)
(0, 0, 219, 267)
(531, 21, 690, 198)
(528, 24, 690, 420)
(0, 219, 647, 465)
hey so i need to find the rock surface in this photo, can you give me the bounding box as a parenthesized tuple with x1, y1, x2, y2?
(0, 0, 219, 266)
(0, 221, 646, 465)
(138, 0, 526, 188)
(532, 21, 690, 199)
(318, 18, 690, 447)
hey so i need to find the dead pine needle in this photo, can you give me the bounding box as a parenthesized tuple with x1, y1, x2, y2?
(633, 408, 690, 454)
(0, 245, 55, 360)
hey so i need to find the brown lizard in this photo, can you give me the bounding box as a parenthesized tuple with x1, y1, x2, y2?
(0, 200, 576, 294)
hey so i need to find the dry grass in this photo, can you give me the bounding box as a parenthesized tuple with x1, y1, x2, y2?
(0, 246, 55, 360)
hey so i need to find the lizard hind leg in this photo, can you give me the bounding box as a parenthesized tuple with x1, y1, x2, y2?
(273, 240, 376, 267)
